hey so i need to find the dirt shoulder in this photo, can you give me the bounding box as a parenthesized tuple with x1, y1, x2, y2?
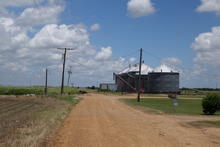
(51, 93, 220, 147)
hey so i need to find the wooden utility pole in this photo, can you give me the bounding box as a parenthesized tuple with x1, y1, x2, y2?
(44, 68, 48, 95)
(58, 48, 75, 94)
(137, 48, 143, 102)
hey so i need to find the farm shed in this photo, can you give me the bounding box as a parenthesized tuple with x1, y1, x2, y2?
(100, 83, 117, 91)
(114, 64, 179, 93)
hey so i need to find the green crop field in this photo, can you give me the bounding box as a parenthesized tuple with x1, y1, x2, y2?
(121, 98, 220, 115)
(0, 86, 80, 95)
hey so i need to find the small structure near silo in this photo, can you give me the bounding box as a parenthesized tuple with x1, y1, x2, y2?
(100, 83, 117, 91)
(114, 64, 179, 93)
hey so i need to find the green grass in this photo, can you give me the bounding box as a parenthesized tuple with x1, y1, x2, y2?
(140, 94, 168, 97)
(178, 95, 204, 99)
(189, 120, 220, 128)
(0, 86, 80, 95)
(122, 98, 220, 115)
(59, 95, 80, 106)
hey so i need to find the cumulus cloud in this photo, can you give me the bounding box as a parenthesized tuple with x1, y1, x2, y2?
(90, 23, 100, 31)
(0, 17, 27, 51)
(127, 0, 156, 18)
(161, 57, 182, 67)
(16, 5, 64, 27)
(0, 17, 131, 85)
(189, 26, 220, 88)
(0, 0, 44, 7)
(192, 26, 220, 66)
(95, 46, 112, 60)
(197, 0, 220, 15)
(129, 57, 136, 62)
(0, 0, 61, 8)
(29, 24, 89, 49)
(0, 1, 135, 86)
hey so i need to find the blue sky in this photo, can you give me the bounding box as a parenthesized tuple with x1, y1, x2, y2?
(1, 0, 220, 88)
(62, 0, 219, 67)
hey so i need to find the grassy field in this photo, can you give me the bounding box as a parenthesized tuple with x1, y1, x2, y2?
(96, 90, 206, 99)
(188, 120, 220, 128)
(121, 98, 220, 115)
(0, 95, 79, 147)
(0, 86, 80, 95)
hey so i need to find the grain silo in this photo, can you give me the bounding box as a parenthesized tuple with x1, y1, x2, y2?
(114, 64, 180, 93)
(148, 72, 179, 93)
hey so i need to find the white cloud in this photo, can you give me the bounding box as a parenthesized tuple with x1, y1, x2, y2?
(90, 23, 100, 31)
(127, 0, 155, 18)
(95, 46, 112, 60)
(0, 0, 44, 7)
(189, 26, 220, 88)
(0, 17, 27, 51)
(154, 64, 176, 72)
(129, 57, 136, 62)
(0, 15, 131, 86)
(192, 26, 220, 67)
(161, 57, 182, 67)
(197, 0, 220, 15)
(0, 0, 61, 8)
(29, 24, 89, 49)
(16, 5, 63, 27)
(0, 0, 145, 86)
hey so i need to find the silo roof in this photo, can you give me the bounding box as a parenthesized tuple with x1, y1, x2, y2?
(118, 63, 178, 75)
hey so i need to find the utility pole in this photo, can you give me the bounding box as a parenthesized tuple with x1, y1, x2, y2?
(137, 48, 143, 102)
(44, 68, 48, 95)
(67, 66, 72, 87)
(58, 48, 75, 94)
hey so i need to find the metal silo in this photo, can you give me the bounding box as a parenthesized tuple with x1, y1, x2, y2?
(148, 72, 179, 93)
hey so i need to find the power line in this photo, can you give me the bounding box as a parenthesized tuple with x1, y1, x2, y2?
(142, 49, 185, 72)
(120, 49, 139, 59)
(69, 58, 90, 69)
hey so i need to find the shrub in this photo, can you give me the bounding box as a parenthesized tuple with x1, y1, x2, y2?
(202, 93, 220, 115)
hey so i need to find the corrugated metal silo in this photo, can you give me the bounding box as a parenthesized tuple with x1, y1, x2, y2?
(148, 72, 179, 93)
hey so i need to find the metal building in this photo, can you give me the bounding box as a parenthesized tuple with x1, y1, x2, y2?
(100, 83, 117, 91)
(114, 64, 180, 93)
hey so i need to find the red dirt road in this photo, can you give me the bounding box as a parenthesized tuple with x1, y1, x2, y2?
(51, 94, 220, 147)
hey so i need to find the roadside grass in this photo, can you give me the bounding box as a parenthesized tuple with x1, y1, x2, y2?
(121, 98, 220, 115)
(95, 90, 205, 99)
(0, 86, 80, 95)
(58, 95, 80, 106)
(0, 95, 80, 147)
(140, 94, 168, 97)
(177, 95, 204, 99)
(188, 120, 220, 128)
(97, 89, 130, 95)
(140, 94, 204, 99)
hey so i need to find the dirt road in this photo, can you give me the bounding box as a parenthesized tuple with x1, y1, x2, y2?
(51, 94, 220, 147)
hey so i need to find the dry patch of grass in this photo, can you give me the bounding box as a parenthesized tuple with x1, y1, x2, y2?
(0, 95, 79, 147)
